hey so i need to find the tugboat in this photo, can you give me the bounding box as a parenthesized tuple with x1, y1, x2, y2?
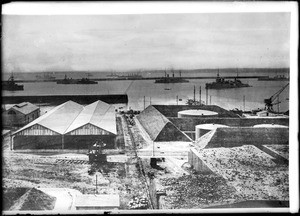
(205, 71, 251, 89)
(258, 75, 289, 81)
(77, 77, 98, 84)
(56, 74, 77, 84)
(155, 70, 189, 83)
(2, 75, 24, 91)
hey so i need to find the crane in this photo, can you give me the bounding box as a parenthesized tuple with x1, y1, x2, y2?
(264, 83, 289, 112)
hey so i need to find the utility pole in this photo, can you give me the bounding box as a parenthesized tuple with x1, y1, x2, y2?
(277, 95, 280, 113)
(199, 86, 201, 104)
(95, 174, 98, 194)
(210, 96, 212, 105)
(206, 88, 208, 105)
(193, 85, 196, 102)
(176, 95, 178, 105)
(243, 95, 245, 112)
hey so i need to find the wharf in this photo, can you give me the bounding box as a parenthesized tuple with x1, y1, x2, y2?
(2, 94, 128, 105)
(13, 75, 268, 83)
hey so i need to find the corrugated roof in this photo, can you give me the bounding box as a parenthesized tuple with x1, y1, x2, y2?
(14, 101, 84, 135)
(75, 194, 120, 208)
(65, 100, 116, 135)
(10, 102, 39, 115)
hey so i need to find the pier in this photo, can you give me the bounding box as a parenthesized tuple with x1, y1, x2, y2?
(13, 75, 269, 83)
(2, 94, 128, 105)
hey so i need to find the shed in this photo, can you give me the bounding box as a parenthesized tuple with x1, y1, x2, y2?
(2, 102, 40, 127)
(75, 194, 120, 210)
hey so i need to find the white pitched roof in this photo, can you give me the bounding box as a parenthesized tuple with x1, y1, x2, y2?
(14, 101, 84, 135)
(13, 100, 116, 136)
(65, 100, 116, 135)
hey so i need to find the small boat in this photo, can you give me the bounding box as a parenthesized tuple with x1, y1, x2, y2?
(2, 75, 24, 91)
(258, 75, 289, 81)
(164, 88, 171, 90)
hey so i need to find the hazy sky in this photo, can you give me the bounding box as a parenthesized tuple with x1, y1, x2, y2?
(2, 13, 290, 72)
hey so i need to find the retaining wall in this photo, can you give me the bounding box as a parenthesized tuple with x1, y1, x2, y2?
(188, 148, 214, 174)
(169, 117, 289, 131)
(206, 127, 289, 148)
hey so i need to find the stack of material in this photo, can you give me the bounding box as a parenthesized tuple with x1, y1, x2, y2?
(128, 196, 149, 209)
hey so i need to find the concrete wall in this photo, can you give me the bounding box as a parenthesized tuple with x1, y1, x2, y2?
(188, 148, 214, 174)
(169, 117, 289, 131)
(206, 127, 289, 148)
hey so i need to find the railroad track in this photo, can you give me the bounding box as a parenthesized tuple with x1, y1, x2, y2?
(55, 159, 89, 164)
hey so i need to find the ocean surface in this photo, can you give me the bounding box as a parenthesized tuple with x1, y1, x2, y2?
(2, 70, 289, 113)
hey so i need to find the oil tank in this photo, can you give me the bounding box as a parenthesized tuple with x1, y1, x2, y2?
(178, 109, 218, 118)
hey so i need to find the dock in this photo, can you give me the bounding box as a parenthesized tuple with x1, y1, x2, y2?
(13, 75, 269, 83)
(2, 94, 128, 105)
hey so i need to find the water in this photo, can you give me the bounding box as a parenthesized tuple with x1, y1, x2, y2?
(3, 71, 289, 113)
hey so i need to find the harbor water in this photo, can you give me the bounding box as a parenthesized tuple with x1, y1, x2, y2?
(3, 71, 289, 113)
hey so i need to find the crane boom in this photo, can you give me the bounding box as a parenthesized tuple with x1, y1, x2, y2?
(264, 83, 289, 111)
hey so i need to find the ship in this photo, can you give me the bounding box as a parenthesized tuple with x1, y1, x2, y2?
(2, 75, 24, 91)
(205, 71, 251, 89)
(258, 75, 289, 81)
(76, 77, 98, 84)
(56, 74, 77, 84)
(35, 72, 56, 81)
(155, 70, 189, 83)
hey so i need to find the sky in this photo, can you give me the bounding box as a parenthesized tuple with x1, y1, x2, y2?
(2, 13, 290, 73)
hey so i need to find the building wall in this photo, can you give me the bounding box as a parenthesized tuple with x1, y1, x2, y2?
(15, 124, 59, 136)
(67, 123, 112, 135)
(13, 134, 116, 150)
(64, 135, 116, 149)
(2, 109, 40, 127)
(13, 135, 62, 149)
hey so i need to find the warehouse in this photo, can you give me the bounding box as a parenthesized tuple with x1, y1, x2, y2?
(12, 100, 117, 150)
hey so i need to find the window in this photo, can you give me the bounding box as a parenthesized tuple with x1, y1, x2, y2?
(8, 110, 16, 115)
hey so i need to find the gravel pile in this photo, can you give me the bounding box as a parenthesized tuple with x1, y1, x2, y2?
(160, 174, 237, 209)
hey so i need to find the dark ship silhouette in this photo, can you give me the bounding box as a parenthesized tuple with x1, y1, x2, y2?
(57, 75, 97, 84)
(205, 71, 251, 89)
(2, 75, 24, 91)
(155, 70, 189, 83)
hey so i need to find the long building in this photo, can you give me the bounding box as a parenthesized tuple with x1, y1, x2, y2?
(11, 100, 117, 150)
